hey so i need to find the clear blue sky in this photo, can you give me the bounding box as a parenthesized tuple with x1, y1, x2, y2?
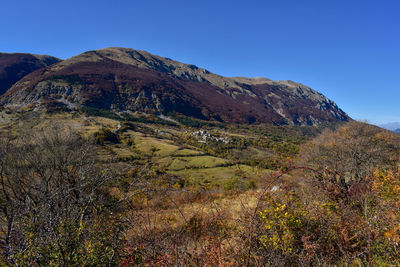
(1, 0, 399, 124)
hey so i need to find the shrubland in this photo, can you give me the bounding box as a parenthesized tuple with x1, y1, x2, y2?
(0, 111, 399, 266)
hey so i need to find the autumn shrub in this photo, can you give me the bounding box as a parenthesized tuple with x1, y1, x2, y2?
(124, 207, 235, 266)
(302, 121, 400, 189)
(94, 127, 119, 145)
(234, 122, 400, 266)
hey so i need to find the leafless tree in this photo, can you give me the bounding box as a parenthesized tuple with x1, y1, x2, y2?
(0, 125, 123, 266)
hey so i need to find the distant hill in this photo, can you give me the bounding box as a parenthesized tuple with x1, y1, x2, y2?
(1, 47, 349, 125)
(379, 122, 400, 132)
(0, 53, 61, 95)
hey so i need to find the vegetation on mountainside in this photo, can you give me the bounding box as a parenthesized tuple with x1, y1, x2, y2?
(2, 48, 349, 125)
(0, 111, 399, 266)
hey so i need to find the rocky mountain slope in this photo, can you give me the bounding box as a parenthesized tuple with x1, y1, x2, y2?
(1, 48, 349, 125)
(0, 52, 61, 95)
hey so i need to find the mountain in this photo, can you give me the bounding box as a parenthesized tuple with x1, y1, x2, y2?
(380, 122, 400, 132)
(0, 52, 61, 96)
(1, 47, 349, 125)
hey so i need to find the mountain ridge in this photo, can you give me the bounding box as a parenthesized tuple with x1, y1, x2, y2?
(0, 52, 62, 95)
(1, 47, 349, 125)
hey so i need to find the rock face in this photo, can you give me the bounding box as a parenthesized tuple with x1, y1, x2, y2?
(1, 47, 349, 125)
(0, 53, 61, 95)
